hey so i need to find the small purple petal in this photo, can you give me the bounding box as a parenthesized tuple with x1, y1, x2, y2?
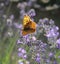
(49, 52, 54, 57)
(23, 54, 27, 59)
(56, 26, 59, 31)
(18, 53, 23, 57)
(18, 48, 22, 51)
(17, 40, 23, 44)
(36, 57, 40, 62)
(14, 23, 22, 29)
(32, 36, 36, 41)
(21, 49, 26, 54)
(56, 38, 60, 44)
(36, 53, 40, 57)
(17, 40, 20, 44)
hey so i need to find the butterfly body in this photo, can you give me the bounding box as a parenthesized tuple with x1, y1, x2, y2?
(22, 15, 36, 36)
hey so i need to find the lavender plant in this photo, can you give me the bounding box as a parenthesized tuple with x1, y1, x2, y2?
(0, 1, 60, 64)
(15, 9, 60, 64)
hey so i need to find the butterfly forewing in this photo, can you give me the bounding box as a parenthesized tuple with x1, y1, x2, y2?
(23, 15, 30, 26)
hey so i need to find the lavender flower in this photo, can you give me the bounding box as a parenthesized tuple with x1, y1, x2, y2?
(14, 23, 22, 29)
(18, 48, 27, 59)
(17, 39, 23, 44)
(35, 57, 40, 63)
(27, 9, 36, 17)
(48, 52, 54, 58)
(35, 53, 40, 63)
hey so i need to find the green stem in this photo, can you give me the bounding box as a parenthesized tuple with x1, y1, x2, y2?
(2, 34, 18, 64)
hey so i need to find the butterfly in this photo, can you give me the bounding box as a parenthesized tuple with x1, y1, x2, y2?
(22, 15, 36, 36)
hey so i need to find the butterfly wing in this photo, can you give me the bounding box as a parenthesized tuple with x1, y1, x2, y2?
(22, 28, 35, 36)
(22, 15, 36, 36)
(30, 20, 36, 30)
(22, 21, 36, 36)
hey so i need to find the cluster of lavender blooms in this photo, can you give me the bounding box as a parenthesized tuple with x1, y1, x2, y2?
(15, 9, 60, 64)
(37, 18, 60, 48)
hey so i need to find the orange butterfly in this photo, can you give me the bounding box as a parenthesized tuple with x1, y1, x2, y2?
(22, 15, 36, 36)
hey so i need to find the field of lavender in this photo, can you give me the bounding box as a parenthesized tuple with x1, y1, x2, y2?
(0, 0, 60, 64)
